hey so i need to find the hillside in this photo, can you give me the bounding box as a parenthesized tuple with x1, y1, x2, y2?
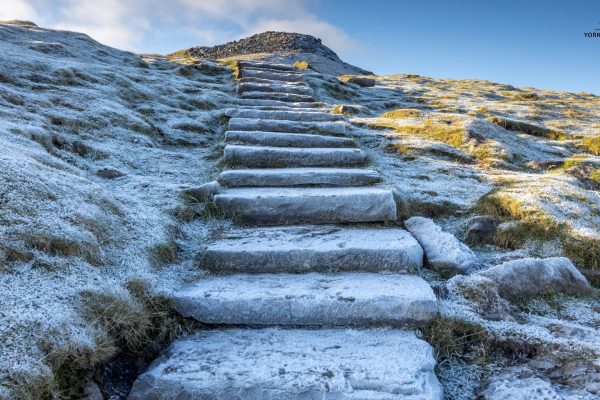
(1, 21, 599, 400)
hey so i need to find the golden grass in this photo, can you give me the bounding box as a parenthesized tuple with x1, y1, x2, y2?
(371, 118, 467, 148)
(293, 60, 309, 70)
(487, 116, 566, 140)
(581, 135, 600, 155)
(379, 108, 422, 119)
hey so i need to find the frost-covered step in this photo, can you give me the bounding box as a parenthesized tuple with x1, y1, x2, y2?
(223, 145, 366, 168)
(238, 82, 313, 96)
(225, 108, 341, 121)
(240, 91, 314, 103)
(238, 60, 297, 72)
(239, 77, 307, 86)
(225, 131, 354, 148)
(228, 118, 345, 135)
(213, 186, 397, 225)
(173, 273, 437, 326)
(238, 68, 303, 82)
(218, 167, 380, 187)
(235, 98, 325, 108)
(128, 328, 442, 400)
(201, 226, 422, 273)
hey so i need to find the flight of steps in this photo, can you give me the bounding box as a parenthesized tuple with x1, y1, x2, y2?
(129, 60, 442, 399)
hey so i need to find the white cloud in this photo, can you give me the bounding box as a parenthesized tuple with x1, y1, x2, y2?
(0, 0, 359, 56)
(0, 0, 40, 21)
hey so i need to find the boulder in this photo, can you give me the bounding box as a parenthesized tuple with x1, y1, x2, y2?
(343, 76, 376, 87)
(466, 215, 499, 244)
(477, 257, 591, 300)
(96, 168, 125, 179)
(445, 274, 511, 320)
(405, 216, 480, 274)
(182, 181, 221, 203)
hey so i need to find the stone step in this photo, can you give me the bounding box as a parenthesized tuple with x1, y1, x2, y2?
(240, 91, 314, 103)
(238, 82, 314, 96)
(213, 186, 397, 225)
(173, 273, 437, 326)
(223, 145, 366, 168)
(225, 130, 355, 148)
(235, 98, 325, 108)
(239, 60, 297, 72)
(239, 76, 307, 86)
(218, 167, 380, 187)
(128, 328, 442, 400)
(238, 68, 303, 82)
(225, 108, 341, 122)
(201, 226, 422, 273)
(228, 118, 345, 135)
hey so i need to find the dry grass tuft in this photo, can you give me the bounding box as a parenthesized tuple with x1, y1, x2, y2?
(292, 60, 309, 70)
(487, 116, 566, 140)
(379, 108, 422, 119)
(581, 135, 600, 155)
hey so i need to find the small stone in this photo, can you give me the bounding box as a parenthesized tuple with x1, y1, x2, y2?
(405, 216, 480, 274)
(72, 140, 90, 156)
(466, 215, 499, 244)
(96, 168, 125, 179)
(182, 181, 221, 203)
(332, 104, 363, 115)
(477, 257, 592, 300)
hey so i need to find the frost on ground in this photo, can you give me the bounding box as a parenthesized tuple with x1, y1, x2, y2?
(0, 21, 236, 398)
(303, 64, 600, 398)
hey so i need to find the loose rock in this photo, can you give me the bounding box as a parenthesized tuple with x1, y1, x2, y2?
(405, 216, 480, 274)
(182, 181, 221, 203)
(466, 215, 499, 244)
(477, 257, 591, 300)
(96, 168, 125, 179)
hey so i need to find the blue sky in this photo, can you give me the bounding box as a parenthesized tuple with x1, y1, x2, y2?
(2, 0, 600, 93)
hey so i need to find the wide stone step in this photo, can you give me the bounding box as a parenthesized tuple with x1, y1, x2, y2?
(235, 98, 325, 108)
(223, 145, 366, 168)
(228, 118, 345, 135)
(225, 108, 341, 121)
(238, 82, 313, 96)
(240, 91, 314, 103)
(201, 226, 422, 273)
(224, 131, 355, 148)
(239, 76, 307, 86)
(213, 186, 397, 225)
(128, 328, 442, 400)
(239, 68, 303, 82)
(218, 167, 380, 187)
(173, 273, 437, 326)
(239, 60, 297, 72)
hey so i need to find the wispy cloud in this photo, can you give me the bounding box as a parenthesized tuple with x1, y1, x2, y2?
(0, 0, 358, 56)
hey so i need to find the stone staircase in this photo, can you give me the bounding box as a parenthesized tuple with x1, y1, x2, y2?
(129, 60, 443, 399)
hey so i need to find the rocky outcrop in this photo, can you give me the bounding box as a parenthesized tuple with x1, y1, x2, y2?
(405, 216, 480, 274)
(478, 257, 591, 300)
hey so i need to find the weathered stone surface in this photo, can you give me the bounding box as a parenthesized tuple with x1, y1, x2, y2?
(239, 60, 297, 72)
(225, 108, 341, 121)
(214, 186, 397, 225)
(344, 76, 376, 87)
(202, 225, 423, 273)
(174, 273, 437, 326)
(238, 82, 313, 96)
(240, 91, 314, 103)
(445, 275, 511, 320)
(223, 145, 366, 168)
(128, 328, 442, 400)
(238, 68, 303, 82)
(228, 117, 345, 135)
(477, 257, 592, 300)
(182, 181, 221, 202)
(405, 216, 480, 274)
(201, 226, 423, 273)
(235, 98, 324, 108)
(96, 168, 125, 179)
(218, 167, 380, 187)
(466, 215, 499, 244)
(224, 130, 354, 148)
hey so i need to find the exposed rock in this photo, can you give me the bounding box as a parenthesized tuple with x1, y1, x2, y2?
(182, 181, 221, 203)
(405, 216, 480, 274)
(96, 168, 125, 179)
(467, 215, 499, 244)
(524, 159, 565, 170)
(445, 274, 511, 320)
(478, 257, 592, 300)
(342, 76, 376, 87)
(129, 328, 442, 400)
(81, 381, 103, 400)
(483, 375, 562, 400)
(332, 104, 363, 115)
